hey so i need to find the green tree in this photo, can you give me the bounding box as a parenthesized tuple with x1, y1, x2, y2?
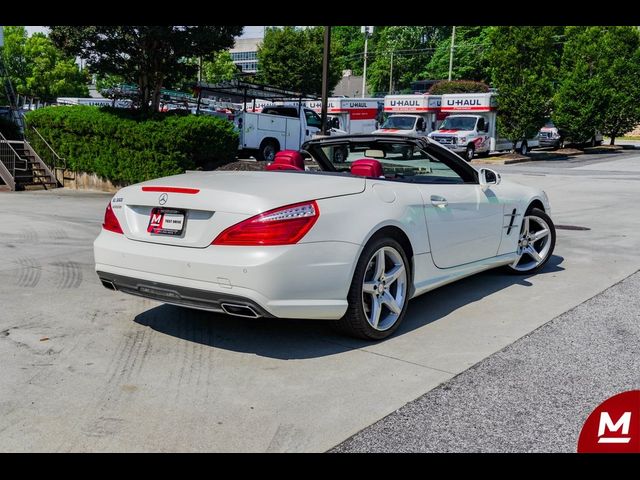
(202, 51, 239, 83)
(486, 26, 561, 150)
(48, 26, 243, 113)
(1, 27, 88, 103)
(23, 33, 89, 101)
(332, 26, 366, 76)
(366, 26, 451, 95)
(423, 26, 491, 82)
(96, 73, 126, 93)
(256, 26, 341, 95)
(554, 26, 640, 145)
(1, 26, 30, 94)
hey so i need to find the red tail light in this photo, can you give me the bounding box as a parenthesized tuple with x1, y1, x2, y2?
(212, 201, 319, 246)
(103, 203, 123, 234)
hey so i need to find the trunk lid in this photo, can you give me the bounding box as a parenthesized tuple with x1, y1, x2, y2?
(114, 171, 365, 248)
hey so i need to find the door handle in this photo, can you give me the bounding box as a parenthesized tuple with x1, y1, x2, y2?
(430, 195, 448, 207)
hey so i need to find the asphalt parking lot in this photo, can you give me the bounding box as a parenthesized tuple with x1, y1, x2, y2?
(1, 150, 640, 452)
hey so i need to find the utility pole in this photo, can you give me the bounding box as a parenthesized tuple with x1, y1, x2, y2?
(361, 26, 374, 98)
(448, 26, 456, 81)
(321, 26, 331, 135)
(389, 50, 394, 94)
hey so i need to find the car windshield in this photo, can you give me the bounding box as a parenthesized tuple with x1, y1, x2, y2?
(381, 116, 416, 130)
(439, 116, 477, 131)
(308, 140, 474, 184)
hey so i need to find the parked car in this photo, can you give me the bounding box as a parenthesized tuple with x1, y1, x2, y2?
(94, 134, 555, 340)
(538, 121, 603, 149)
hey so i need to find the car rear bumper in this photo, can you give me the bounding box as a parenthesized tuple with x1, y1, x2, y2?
(97, 271, 274, 318)
(94, 230, 357, 319)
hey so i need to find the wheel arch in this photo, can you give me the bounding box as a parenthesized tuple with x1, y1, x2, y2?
(355, 224, 416, 296)
(526, 198, 545, 214)
(260, 137, 280, 150)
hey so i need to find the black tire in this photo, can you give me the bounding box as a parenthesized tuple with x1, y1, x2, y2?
(519, 140, 529, 155)
(256, 139, 279, 162)
(464, 144, 475, 162)
(334, 236, 411, 340)
(504, 207, 556, 275)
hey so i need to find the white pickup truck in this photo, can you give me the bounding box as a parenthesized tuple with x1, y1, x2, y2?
(235, 105, 325, 161)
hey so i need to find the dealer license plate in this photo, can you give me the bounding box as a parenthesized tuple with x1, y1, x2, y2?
(147, 208, 186, 236)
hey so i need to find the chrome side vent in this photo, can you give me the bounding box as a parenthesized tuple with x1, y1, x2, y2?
(504, 208, 519, 235)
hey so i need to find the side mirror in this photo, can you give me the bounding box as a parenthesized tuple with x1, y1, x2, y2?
(484, 122, 490, 133)
(479, 167, 501, 191)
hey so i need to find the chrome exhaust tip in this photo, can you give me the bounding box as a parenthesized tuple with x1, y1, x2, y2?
(101, 279, 117, 291)
(221, 303, 260, 318)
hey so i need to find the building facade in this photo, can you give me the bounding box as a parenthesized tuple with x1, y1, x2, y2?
(230, 37, 261, 74)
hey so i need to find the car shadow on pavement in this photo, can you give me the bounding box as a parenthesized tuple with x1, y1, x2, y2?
(134, 254, 564, 360)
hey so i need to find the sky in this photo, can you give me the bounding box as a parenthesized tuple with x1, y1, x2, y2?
(24, 26, 265, 39)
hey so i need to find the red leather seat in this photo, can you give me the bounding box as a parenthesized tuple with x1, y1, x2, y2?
(265, 150, 305, 171)
(350, 159, 384, 178)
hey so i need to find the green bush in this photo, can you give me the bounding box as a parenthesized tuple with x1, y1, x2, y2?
(0, 116, 22, 140)
(24, 106, 238, 184)
(428, 80, 490, 95)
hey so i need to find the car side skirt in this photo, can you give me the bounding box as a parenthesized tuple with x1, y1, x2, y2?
(412, 252, 518, 298)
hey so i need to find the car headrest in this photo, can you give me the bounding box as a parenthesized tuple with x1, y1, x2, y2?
(266, 150, 305, 171)
(350, 159, 383, 178)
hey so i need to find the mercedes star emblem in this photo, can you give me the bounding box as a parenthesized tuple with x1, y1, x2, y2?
(159, 193, 168, 205)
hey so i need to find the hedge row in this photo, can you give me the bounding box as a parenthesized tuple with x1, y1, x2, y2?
(429, 80, 490, 95)
(25, 106, 239, 184)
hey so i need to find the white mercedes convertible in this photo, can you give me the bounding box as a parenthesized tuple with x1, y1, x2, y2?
(94, 134, 555, 340)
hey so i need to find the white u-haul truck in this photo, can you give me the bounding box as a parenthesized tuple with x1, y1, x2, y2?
(428, 92, 539, 161)
(304, 98, 380, 135)
(373, 94, 443, 137)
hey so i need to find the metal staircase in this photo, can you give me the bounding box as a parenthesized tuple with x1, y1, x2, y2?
(0, 130, 59, 190)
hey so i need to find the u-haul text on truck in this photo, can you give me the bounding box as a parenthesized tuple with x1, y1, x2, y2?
(428, 92, 539, 161)
(304, 97, 380, 135)
(373, 94, 443, 137)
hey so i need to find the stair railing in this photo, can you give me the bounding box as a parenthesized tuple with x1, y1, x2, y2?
(22, 115, 67, 183)
(0, 129, 28, 175)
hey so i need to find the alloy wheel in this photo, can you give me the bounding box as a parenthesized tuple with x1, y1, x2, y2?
(510, 214, 552, 272)
(361, 246, 408, 331)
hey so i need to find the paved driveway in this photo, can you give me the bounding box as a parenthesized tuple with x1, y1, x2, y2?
(1, 151, 639, 452)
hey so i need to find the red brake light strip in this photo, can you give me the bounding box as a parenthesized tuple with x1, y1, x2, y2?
(141, 186, 200, 194)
